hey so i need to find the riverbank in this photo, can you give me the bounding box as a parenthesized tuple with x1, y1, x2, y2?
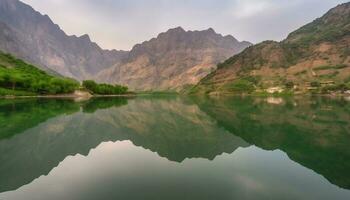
(0, 90, 136, 99)
(1, 89, 349, 99)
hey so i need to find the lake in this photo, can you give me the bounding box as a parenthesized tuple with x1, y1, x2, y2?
(0, 96, 350, 200)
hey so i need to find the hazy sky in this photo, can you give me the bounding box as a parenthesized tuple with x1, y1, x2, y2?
(22, 0, 348, 50)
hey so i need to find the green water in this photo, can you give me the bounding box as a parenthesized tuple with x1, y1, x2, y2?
(0, 96, 350, 200)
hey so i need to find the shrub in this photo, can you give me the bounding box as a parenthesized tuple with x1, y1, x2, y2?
(310, 81, 321, 87)
(83, 80, 128, 95)
(226, 79, 255, 93)
(321, 83, 347, 93)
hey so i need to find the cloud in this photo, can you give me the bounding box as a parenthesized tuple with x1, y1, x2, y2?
(21, 0, 348, 50)
(230, 0, 275, 18)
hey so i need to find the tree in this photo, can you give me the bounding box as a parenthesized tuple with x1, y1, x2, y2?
(82, 80, 128, 95)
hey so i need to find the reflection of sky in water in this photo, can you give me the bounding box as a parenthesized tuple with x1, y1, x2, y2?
(1, 141, 350, 200)
(0, 96, 349, 200)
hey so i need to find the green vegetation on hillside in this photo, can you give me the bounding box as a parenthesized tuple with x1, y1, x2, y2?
(0, 52, 79, 96)
(224, 79, 255, 93)
(82, 80, 128, 95)
(313, 64, 348, 71)
(287, 7, 350, 45)
(191, 3, 350, 95)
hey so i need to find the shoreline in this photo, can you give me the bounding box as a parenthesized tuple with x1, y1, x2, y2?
(0, 93, 137, 99)
(1, 93, 349, 99)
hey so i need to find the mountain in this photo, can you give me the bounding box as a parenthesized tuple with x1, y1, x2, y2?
(97, 27, 251, 91)
(0, 0, 128, 80)
(0, 0, 251, 91)
(192, 2, 350, 95)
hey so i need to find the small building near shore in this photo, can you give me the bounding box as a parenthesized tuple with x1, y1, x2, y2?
(266, 87, 284, 94)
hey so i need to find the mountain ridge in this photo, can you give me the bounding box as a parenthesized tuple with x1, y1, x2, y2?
(0, 0, 128, 79)
(192, 2, 350, 95)
(0, 0, 252, 91)
(97, 26, 251, 91)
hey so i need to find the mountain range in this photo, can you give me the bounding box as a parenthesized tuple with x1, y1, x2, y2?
(0, 0, 251, 91)
(192, 2, 350, 94)
(96, 27, 251, 91)
(1, 0, 349, 93)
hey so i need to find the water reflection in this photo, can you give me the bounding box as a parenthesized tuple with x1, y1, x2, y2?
(3, 141, 350, 200)
(0, 97, 247, 193)
(0, 96, 349, 199)
(266, 97, 284, 105)
(193, 96, 350, 189)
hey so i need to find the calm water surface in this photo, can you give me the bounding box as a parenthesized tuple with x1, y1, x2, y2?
(0, 96, 349, 200)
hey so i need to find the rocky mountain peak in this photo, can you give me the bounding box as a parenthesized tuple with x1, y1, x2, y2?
(327, 2, 350, 17)
(0, 0, 127, 79)
(98, 27, 252, 91)
(79, 34, 92, 43)
(206, 27, 215, 33)
(0, 0, 252, 91)
(166, 26, 186, 34)
(286, 2, 350, 43)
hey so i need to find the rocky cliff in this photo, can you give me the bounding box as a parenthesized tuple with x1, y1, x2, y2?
(97, 27, 251, 91)
(0, 0, 251, 90)
(0, 0, 128, 79)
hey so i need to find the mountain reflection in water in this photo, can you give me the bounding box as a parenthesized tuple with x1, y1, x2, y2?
(0, 96, 349, 200)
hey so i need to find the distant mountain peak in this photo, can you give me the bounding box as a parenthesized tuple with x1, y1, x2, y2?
(79, 34, 91, 42)
(168, 26, 186, 33)
(100, 27, 252, 91)
(0, 0, 252, 91)
(205, 27, 216, 33)
(0, 0, 127, 79)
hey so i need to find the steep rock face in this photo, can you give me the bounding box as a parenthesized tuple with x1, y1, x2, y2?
(193, 2, 350, 94)
(0, 0, 128, 79)
(97, 27, 251, 91)
(0, 0, 251, 90)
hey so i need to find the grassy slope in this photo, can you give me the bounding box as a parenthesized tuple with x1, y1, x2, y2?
(191, 2, 350, 95)
(0, 51, 79, 96)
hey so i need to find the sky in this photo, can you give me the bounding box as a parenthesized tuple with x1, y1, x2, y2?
(22, 0, 348, 50)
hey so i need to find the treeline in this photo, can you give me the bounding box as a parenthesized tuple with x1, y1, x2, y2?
(0, 53, 79, 95)
(0, 52, 130, 96)
(83, 80, 128, 95)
